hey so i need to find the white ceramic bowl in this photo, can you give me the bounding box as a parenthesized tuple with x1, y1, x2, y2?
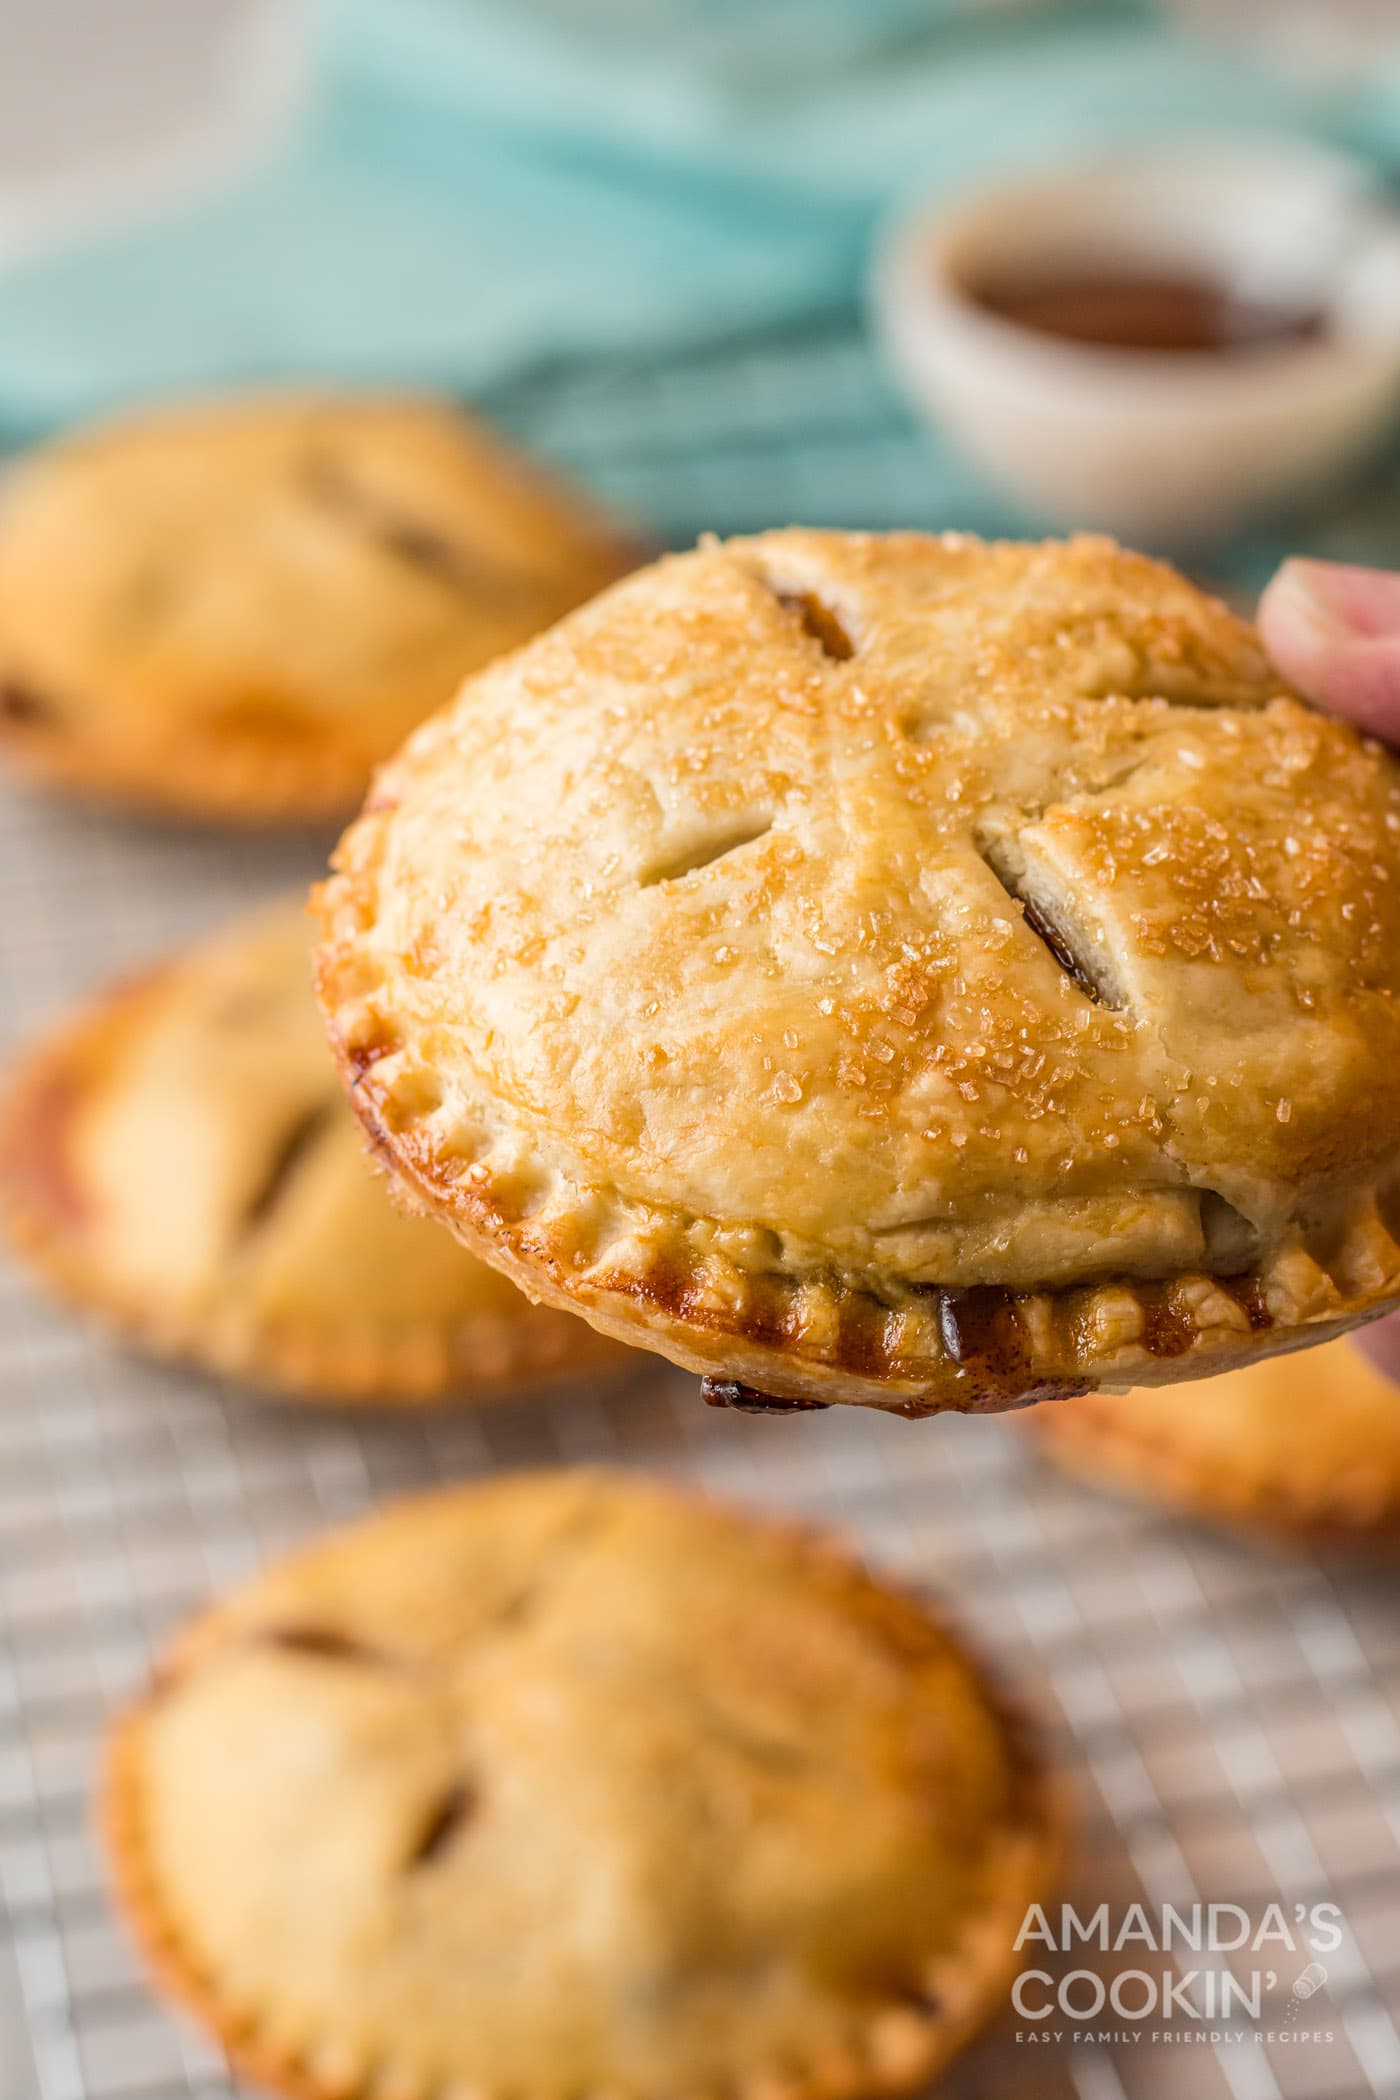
(873, 143, 1400, 546)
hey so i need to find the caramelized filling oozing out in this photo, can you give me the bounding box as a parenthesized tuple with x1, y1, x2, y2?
(405, 1782, 476, 1869)
(299, 454, 543, 609)
(0, 680, 57, 726)
(701, 1379, 832, 1414)
(977, 835, 1125, 1009)
(239, 1100, 337, 1236)
(774, 588, 855, 661)
(260, 1624, 380, 1664)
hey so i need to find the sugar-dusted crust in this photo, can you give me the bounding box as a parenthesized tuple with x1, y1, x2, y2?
(314, 530, 1400, 1414)
(0, 898, 626, 1405)
(1030, 1336, 1400, 1553)
(0, 392, 645, 825)
(103, 1469, 1062, 2100)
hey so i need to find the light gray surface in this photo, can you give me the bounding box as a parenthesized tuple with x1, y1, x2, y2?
(0, 1, 256, 187)
(0, 0, 293, 270)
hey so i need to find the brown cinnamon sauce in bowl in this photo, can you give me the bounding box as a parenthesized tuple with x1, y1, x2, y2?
(966, 267, 1326, 355)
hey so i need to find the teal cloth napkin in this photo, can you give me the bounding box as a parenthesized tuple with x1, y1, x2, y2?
(0, 0, 1398, 583)
(0, 0, 1382, 438)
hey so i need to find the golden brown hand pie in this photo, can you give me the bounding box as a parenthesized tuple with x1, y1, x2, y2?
(1032, 1337, 1400, 1551)
(0, 897, 625, 1403)
(314, 531, 1400, 1416)
(0, 392, 642, 824)
(106, 1469, 1058, 2100)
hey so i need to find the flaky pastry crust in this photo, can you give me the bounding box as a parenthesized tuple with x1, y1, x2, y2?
(0, 392, 643, 824)
(104, 1469, 1060, 2100)
(0, 897, 624, 1403)
(1031, 1336, 1400, 1552)
(315, 532, 1400, 1414)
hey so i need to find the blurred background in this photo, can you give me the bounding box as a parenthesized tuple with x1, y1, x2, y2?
(1, 0, 1400, 574)
(4, 7, 1400, 2100)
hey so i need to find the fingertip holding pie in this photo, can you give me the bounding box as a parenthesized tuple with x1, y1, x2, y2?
(104, 1469, 1060, 2100)
(0, 897, 625, 1405)
(314, 530, 1400, 1416)
(1031, 1338, 1400, 1552)
(0, 392, 643, 825)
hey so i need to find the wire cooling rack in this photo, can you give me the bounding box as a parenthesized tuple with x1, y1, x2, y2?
(477, 308, 1400, 595)
(3, 336, 1400, 2100)
(4, 784, 1400, 2100)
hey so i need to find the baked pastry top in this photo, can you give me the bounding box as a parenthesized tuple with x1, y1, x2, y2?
(315, 531, 1400, 1414)
(0, 897, 622, 1403)
(106, 1469, 1056, 2100)
(0, 392, 640, 823)
(1033, 1336, 1400, 1549)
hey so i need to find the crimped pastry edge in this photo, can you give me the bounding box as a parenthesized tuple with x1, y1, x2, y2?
(1028, 1388, 1400, 1556)
(0, 964, 623, 1408)
(101, 1471, 1064, 2100)
(314, 870, 1400, 1414)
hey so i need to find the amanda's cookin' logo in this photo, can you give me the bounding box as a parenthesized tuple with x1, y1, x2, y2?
(1011, 1902, 1344, 2036)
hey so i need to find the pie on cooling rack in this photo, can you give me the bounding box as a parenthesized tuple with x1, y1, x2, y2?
(314, 531, 1400, 1416)
(105, 1469, 1058, 2100)
(0, 392, 642, 824)
(1033, 1336, 1400, 1551)
(0, 897, 625, 1404)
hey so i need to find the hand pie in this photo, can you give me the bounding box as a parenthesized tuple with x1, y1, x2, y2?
(1032, 1337, 1400, 1551)
(106, 1469, 1058, 2100)
(315, 531, 1400, 1415)
(0, 897, 624, 1404)
(0, 392, 641, 824)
